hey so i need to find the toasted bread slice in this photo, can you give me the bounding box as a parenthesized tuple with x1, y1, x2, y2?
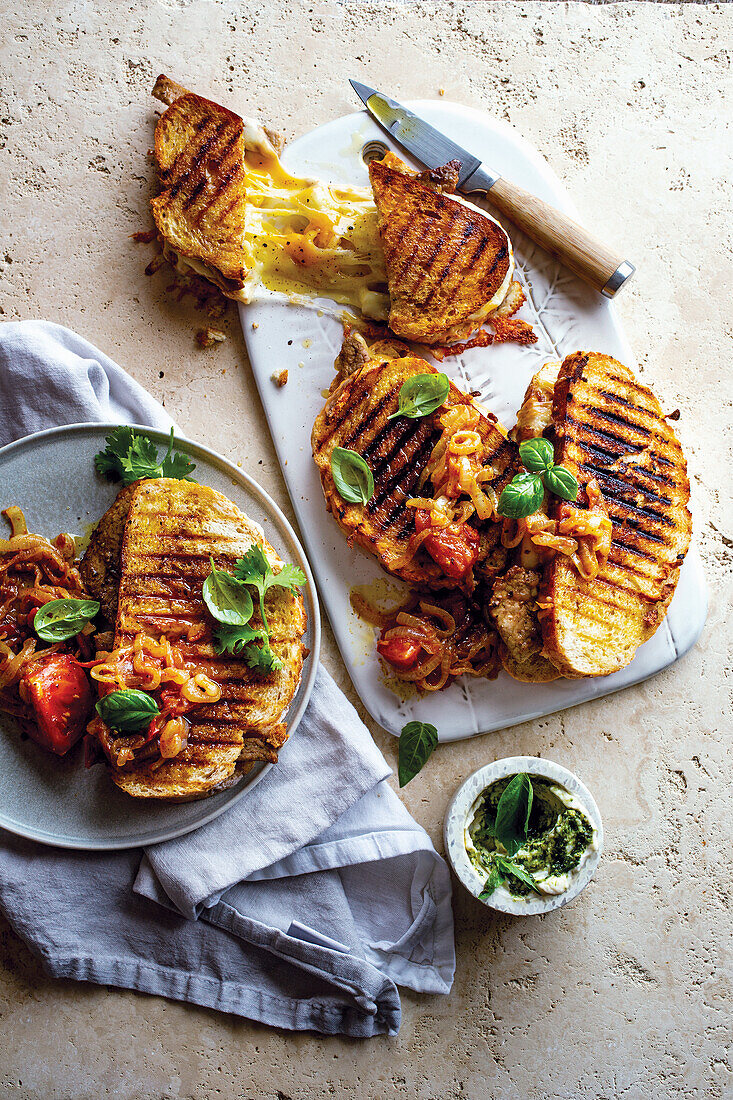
(92, 479, 306, 799)
(312, 353, 514, 588)
(151, 92, 251, 297)
(540, 352, 692, 677)
(79, 484, 137, 628)
(368, 154, 513, 344)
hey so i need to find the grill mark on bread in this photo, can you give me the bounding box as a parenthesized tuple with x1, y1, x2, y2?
(414, 221, 475, 306)
(578, 464, 674, 521)
(168, 119, 228, 200)
(369, 157, 513, 343)
(540, 351, 691, 678)
(368, 429, 435, 513)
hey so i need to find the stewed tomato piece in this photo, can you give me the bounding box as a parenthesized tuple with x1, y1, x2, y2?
(377, 635, 423, 671)
(414, 510, 480, 581)
(20, 653, 93, 756)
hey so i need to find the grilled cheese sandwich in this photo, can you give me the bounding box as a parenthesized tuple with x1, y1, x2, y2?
(82, 478, 307, 800)
(312, 336, 514, 590)
(489, 353, 692, 681)
(152, 74, 388, 316)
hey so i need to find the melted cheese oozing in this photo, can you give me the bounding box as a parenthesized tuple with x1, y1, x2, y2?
(242, 149, 389, 319)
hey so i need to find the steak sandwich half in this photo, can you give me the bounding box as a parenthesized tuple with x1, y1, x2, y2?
(81, 478, 306, 799)
(489, 352, 692, 680)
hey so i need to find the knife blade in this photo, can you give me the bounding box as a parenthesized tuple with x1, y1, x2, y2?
(349, 79, 635, 298)
(349, 79, 497, 192)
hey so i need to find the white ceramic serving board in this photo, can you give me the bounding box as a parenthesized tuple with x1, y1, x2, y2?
(239, 101, 707, 742)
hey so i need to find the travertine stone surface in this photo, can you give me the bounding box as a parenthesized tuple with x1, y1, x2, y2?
(1, 2, 731, 1098)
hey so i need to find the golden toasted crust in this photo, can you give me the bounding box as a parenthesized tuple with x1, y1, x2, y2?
(151, 93, 249, 289)
(540, 353, 692, 677)
(105, 479, 306, 800)
(312, 355, 514, 588)
(79, 485, 137, 626)
(369, 157, 512, 344)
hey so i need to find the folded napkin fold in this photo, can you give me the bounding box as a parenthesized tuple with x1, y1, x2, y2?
(0, 321, 455, 1037)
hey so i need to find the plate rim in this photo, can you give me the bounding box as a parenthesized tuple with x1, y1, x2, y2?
(0, 421, 321, 850)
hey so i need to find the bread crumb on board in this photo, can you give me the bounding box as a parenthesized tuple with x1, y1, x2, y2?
(195, 327, 227, 348)
(271, 369, 289, 387)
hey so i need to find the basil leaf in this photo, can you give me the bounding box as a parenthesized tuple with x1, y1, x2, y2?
(398, 721, 438, 787)
(519, 436, 554, 473)
(331, 447, 374, 505)
(478, 866, 502, 901)
(495, 773, 533, 856)
(95, 689, 160, 732)
(544, 465, 579, 502)
(388, 373, 450, 420)
(34, 598, 100, 642)
(203, 559, 254, 626)
(495, 855, 543, 894)
(496, 472, 544, 519)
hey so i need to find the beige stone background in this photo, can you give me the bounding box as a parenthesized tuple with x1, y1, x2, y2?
(1, 1, 732, 1097)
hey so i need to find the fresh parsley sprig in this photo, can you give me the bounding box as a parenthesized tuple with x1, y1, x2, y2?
(497, 438, 579, 519)
(234, 546, 306, 635)
(94, 427, 196, 486)
(202, 546, 305, 675)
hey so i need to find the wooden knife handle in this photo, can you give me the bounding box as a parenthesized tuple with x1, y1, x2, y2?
(487, 176, 635, 298)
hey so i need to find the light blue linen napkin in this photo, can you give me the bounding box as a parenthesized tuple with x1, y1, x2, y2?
(0, 321, 455, 1037)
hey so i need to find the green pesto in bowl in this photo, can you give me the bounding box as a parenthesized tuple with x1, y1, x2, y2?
(466, 774, 597, 900)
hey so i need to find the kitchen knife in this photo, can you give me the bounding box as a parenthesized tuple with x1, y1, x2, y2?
(350, 80, 635, 299)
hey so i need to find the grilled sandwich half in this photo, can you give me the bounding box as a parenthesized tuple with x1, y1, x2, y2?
(489, 352, 691, 681)
(83, 479, 306, 799)
(368, 153, 514, 344)
(539, 352, 692, 677)
(151, 78, 284, 301)
(312, 339, 514, 589)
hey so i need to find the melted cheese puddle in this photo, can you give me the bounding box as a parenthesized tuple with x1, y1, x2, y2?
(242, 149, 389, 319)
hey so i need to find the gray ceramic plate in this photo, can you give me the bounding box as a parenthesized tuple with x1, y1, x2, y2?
(0, 424, 320, 850)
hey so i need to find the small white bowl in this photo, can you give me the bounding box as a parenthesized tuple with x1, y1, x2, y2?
(444, 756, 603, 916)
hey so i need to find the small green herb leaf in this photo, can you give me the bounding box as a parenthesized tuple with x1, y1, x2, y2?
(398, 721, 439, 787)
(94, 426, 196, 487)
(94, 427, 136, 478)
(274, 562, 307, 591)
(497, 472, 544, 518)
(34, 598, 100, 642)
(212, 623, 267, 656)
(478, 866, 503, 901)
(388, 373, 450, 420)
(495, 855, 542, 894)
(495, 773, 533, 856)
(203, 559, 254, 626)
(543, 465, 579, 502)
(330, 447, 374, 505)
(243, 640, 283, 674)
(159, 428, 197, 481)
(519, 436, 555, 473)
(234, 546, 305, 635)
(95, 689, 160, 732)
